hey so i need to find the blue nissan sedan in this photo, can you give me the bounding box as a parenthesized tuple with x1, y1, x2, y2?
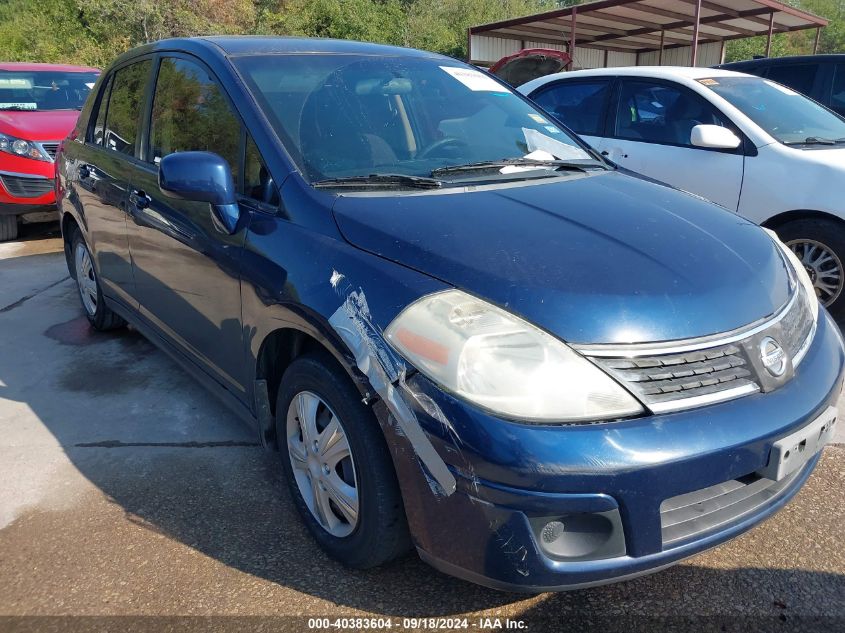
(56, 37, 843, 592)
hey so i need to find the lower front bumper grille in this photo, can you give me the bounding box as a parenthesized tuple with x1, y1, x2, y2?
(660, 466, 805, 548)
(0, 174, 54, 198)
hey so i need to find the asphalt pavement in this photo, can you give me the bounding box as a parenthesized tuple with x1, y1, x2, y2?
(0, 226, 843, 632)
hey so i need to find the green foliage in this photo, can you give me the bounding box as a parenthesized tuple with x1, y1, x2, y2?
(0, 0, 843, 68)
(0, 0, 552, 66)
(725, 0, 845, 62)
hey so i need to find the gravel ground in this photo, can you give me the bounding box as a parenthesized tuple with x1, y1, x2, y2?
(0, 226, 843, 632)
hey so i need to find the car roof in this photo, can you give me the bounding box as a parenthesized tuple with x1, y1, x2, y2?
(0, 62, 100, 73)
(200, 35, 447, 58)
(549, 66, 750, 81)
(719, 54, 845, 68)
(114, 36, 448, 61)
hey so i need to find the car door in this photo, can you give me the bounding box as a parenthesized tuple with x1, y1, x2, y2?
(124, 54, 250, 398)
(528, 78, 612, 151)
(71, 59, 153, 308)
(603, 78, 745, 211)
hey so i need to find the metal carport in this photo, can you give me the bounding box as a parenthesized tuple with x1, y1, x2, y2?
(468, 0, 828, 70)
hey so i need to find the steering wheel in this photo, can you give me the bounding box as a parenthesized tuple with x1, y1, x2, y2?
(419, 137, 470, 159)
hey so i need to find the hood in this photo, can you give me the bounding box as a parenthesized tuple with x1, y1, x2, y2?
(490, 49, 571, 87)
(332, 172, 793, 345)
(0, 110, 81, 141)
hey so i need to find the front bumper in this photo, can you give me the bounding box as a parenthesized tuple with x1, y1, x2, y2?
(0, 153, 57, 214)
(382, 310, 844, 591)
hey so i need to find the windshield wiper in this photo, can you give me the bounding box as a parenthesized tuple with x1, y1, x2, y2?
(784, 136, 845, 146)
(431, 158, 604, 177)
(312, 174, 442, 189)
(0, 106, 37, 111)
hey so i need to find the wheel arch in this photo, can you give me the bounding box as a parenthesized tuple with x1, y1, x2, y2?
(253, 322, 372, 449)
(60, 212, 82, 280)
(761, 209, 845, 232)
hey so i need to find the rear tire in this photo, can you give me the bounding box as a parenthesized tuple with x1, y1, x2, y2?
(70, 230, 125, 331)
(776, 218, 845, 318)
(276, 352, 411, 569)
(0, 216, 18, 242)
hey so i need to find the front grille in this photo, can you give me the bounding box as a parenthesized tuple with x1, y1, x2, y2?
(0, 174, 54, 198)
(581, 284, 816, 414)
(40, 142, 60, 160)
(660, 466, 805, 548)
(594, 344, 756, 407)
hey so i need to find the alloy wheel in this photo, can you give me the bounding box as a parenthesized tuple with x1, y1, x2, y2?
(74, 242, 98, 316)
(786, 238, 844, 307)
(286, 391, 359, 538)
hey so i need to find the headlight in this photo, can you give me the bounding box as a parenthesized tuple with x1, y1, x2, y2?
(385, 289, 644, 423)
(0, 132, 48, 161)
(765, 228, 819, 324)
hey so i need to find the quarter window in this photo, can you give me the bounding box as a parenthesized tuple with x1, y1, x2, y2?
(615, 81, 729, 147)
(531, 81, 610, 136)
(103, 60, 151, 156)
(243, 135, 279, 206)
(149, 57, 240, 177)
(91, 75, 113, 146)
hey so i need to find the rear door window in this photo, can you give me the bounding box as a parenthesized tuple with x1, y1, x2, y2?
(531, 80, 611, 136)
(149, 57, 241, 176)
(766, 64, 819, 97)
(104, 60, 152, 156)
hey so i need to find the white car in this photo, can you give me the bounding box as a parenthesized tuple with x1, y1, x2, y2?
(520, 67, 845, 316)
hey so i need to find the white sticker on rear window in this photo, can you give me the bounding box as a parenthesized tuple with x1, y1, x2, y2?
(440, 66, 505, 92)
(764, 80, 799, 96)
(0, 102, 36, 110)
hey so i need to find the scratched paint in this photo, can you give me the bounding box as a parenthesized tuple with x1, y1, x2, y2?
(327, 272, 457, 496)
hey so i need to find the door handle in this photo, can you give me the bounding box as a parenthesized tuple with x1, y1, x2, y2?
(129, 189, 151, 210)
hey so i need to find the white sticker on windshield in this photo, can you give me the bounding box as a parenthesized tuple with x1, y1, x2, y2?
(85, 82, 95, 89)
(0, 78, 32, 89)
(522, 128, 590, 161)
(440, 66, 505, 92)
(0, 102, 36, 110)
(765, 80, 799, 96)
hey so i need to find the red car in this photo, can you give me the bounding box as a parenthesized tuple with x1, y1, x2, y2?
(0, 62, 99, 241)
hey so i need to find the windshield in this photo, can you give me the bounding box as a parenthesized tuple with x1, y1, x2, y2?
(0, 70, 99, 111)
(234, 54, 599, 183)
(701, 76, 845, 145)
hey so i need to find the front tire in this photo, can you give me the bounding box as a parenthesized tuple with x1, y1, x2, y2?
(777, 218, 845, 318)
(276, 353, 410, 569)
(0, 215, 17, 242)
(71, 230, 125, 331)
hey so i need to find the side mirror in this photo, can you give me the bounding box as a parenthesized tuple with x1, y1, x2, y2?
(159, 151, 240, 234)
(690, 124, 742, 150)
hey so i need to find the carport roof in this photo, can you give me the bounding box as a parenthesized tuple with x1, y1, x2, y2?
(469, 0, 829, 55)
